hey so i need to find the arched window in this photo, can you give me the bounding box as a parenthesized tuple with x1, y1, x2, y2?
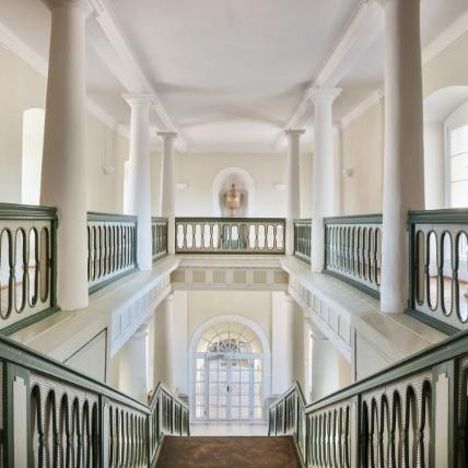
(193, 320, 264, 421)
(22, 108, 45, 205)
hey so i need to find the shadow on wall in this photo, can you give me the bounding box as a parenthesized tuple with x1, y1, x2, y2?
(211, 167, 256, 217)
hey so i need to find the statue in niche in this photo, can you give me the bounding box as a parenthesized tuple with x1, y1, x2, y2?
(223, 183, 244, 217)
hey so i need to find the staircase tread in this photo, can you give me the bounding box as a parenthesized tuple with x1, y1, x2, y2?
(156, 436, 301, 468)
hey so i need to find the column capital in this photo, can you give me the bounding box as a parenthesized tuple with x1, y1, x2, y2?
(157, 131, 178, 142)
(123, 93, 154, 109)
(285, 129, 305, 137)
(42, 0, 93, 15)
(307, 87, 342, 104)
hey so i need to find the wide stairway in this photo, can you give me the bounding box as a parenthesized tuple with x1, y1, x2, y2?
(157, 436, 301, 468)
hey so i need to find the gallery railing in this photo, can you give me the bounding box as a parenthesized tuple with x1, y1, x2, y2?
(268, 382, 307, 465)
(0, 333, 188, 467)
(152, 217, 168, 261)
(87, 212, 138, 293)
(294, 219, 312, 264)
(175, 217, 286, 254)
(0, 203, 57, 334)
(408, 209, 468, 334)
(269, 329, 468, 467)
(324, 214, 382, 298)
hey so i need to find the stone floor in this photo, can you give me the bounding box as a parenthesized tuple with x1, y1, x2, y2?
(156, 436, 301, 468)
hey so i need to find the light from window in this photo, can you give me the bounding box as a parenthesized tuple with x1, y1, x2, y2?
(449, 125, 468, 208)
(22, 108, 45, 205)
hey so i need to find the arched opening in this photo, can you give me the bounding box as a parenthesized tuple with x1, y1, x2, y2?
(192, 318, 266, 421)
(22, 108, 45, 205)
(211, 167, 256, 217)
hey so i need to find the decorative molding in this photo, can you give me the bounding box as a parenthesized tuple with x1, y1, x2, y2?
(339, 6, 468, 130)
(88, 0, 187, 151)
(339, 87, 384, 130)
(422, 8, 468, 66)
(275, 0, 383, 150)
(0, 20, 126, 138)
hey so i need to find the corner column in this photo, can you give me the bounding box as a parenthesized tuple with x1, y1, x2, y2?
(40, 0, 92, 310)
(379, 0, 425, 313)
(285, 129, 305, 256)
(124, 94, 153, 271)
(308, 88, 342, 273)
(158, 132, 177, 254)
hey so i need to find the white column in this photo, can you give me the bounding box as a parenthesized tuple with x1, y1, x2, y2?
(153, 293, 175, 388)
(271, 292, 295, 394)
(310, 328, 343, 402)
(158, 132, 177, 254)
(424, 123, 445, 209)
(285, 129, 305, 256)
(40, 0, 92, 311)
(308, 88, 342, 273)
(124, 94, 153, 271)
(118, 324, 150, 402)
(379, 0, 425, 313)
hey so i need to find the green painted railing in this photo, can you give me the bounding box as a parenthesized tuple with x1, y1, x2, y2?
(324, 214, 382, 298)
(269, 329, 468, 467)
(87, 212, 138, 293)
(175, 217, 286, 254)
(294, 219, 312, 264)
(152, 217, 168, 261)
(408, 209, 468, 334)
(268, 382, 307, 465)
(0, 333, 188, 466)
(0, 203, 58, 334)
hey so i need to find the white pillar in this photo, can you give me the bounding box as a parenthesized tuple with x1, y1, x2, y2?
(271, 292, 295, 394)
(379, 0, 425, 313)
(424, 123, 445, 209)
(40, 0, 92, 311)
(285, 129, 305, 256)
(124, 94, 153, 271)
(118, 324, 150, 402)
(158, 132, 177, 254)
(153, 293, 175, 388)
(308, 88, 342, 273)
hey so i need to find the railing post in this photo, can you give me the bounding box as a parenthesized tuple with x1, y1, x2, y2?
(100, 397, 110, 468)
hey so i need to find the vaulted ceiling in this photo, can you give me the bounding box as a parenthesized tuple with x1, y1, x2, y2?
(1, 0, 468, 153)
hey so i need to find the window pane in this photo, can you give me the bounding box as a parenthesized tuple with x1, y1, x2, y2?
(452, 180, 468, 208)
(451, 125, 468, 154)
(451, 153, 468, 182)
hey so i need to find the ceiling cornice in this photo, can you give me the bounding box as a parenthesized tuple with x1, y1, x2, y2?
(273, 0, 383, 151)
(339, 4, 468, 130)
(0, 20, 129, 140)
(88, 0, 187, 152)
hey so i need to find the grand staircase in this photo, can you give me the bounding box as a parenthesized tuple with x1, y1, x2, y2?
(156, 436, 301, 467)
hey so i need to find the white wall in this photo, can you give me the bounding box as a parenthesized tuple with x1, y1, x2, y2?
(0, 45, 128, 212)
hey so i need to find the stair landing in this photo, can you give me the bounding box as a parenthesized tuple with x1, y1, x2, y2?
(156, 436, 301, 467)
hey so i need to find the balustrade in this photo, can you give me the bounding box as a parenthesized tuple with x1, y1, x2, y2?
(0, 333, 189, 467)
(87, 212, 138, 293)
(269, 383, 307, 464)
(0, 203, 57, 334)
(270, 329, 468, 467)
(175, 217, 285, 254)
(152, 217, 168, 261)
(294, 219, 312, 263)
(409, 209, 468, 333)
(323, 214, 382, 297)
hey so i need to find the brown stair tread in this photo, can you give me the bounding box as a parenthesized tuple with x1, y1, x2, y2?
(156, 435, 301, 468)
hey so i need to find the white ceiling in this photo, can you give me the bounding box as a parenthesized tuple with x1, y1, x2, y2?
(1, 0, 468, 153)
